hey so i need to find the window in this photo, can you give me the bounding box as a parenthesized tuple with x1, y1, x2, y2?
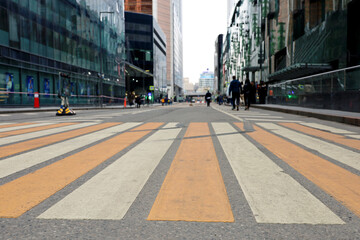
(309, 0, 324, 28)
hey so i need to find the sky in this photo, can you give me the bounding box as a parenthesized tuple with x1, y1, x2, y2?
(182, 0, 228, 84)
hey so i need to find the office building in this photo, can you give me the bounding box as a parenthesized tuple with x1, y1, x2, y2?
(125, 11, 167, 101)
(0, 0, 126, 106)
(124, 0, 183, 99)
(199, 69, 215, 93)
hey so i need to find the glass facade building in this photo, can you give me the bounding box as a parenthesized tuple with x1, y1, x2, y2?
(125, 11, 166, 101)
(124, 0, 183, 99)
(0, 0, 126, 106)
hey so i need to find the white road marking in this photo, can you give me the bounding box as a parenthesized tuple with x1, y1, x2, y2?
(258, 123, 360, 172)
(347, 135, 360, 139)
(0, 123, 141, 179)
(38, 123, 181, 220)
(0, 122, 95, 146)
(212, 122, 344, 224)
(211, 106, 243, 122)
(244, 119, 301, 122)
(0, 122, 53, 133)
(300, 122, 354, 134)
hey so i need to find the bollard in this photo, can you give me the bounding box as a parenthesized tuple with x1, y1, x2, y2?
(34, 92, 40, 108)
(124, 97, 127, 108)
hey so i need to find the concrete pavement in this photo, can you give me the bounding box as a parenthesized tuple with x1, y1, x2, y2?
(2, 103, 359, 126)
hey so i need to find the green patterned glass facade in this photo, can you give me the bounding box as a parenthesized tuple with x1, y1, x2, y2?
(0, 0, 126, 106)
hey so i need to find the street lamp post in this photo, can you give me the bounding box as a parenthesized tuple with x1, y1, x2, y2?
(99, 11, 114, 107)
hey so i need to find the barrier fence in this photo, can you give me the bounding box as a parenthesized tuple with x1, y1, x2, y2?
(268, 65, 360, 112)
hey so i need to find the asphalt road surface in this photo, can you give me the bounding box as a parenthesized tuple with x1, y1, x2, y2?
(1, 103, 360, 239)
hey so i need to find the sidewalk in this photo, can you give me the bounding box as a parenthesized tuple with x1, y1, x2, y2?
(252, 104, 360, 126)
(0, 104, 161, 114)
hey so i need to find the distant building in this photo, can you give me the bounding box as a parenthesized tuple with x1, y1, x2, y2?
(183, 77, 194, 93)
(125, 11, 167, 100)
(125, 0, 183, 98)
(198, 69, 215, 93)
(214, 34, 224, 94)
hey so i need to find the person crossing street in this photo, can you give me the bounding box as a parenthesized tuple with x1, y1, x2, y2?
(205, 90, 212, 107)
(228, 76, 242, 111)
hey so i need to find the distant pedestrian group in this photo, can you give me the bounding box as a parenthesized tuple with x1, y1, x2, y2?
(228, 75, 258, 111)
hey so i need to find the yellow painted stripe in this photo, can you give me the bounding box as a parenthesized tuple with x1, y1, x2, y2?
(0, 123, 76, 138)
(234, 122, 245, 131)
(148, 123, 234, 222)
(0, 122, 163, 218)
(280, 123, 360, 151)
(0, 122, 119, 159)
(0, 122, 34, 129)
(247, 125, 360, 218)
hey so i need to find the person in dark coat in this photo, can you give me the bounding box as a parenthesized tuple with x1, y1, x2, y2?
(205, 90, 212, 107)
(135, 95, 141, 108)
(243, 78, 251, 110)
(228, 76, 242, 110)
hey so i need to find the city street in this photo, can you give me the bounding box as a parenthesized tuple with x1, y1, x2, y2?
(1, 103, 360, 239)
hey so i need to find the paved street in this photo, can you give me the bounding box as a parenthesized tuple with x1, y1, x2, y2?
(1, 103, 360, 239)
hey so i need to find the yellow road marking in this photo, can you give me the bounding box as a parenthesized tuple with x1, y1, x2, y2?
(0, 122, 119, 159)
(0, 123, 76, 138)
(234, 122, 245, 131)
(0, 123, 34, 129)
(148, 123, 234, 222)
(248, 125, 360, 218)
(280, 123, 360, 150)
(0, 122, 163, 218)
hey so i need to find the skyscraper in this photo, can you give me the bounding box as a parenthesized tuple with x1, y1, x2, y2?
(125, 0, 183, 98)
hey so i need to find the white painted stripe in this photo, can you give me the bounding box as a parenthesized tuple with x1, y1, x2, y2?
(300, 122, 354, 134)
(244, 119, 301, 122)
(258, 123, 360, 172)
(162, 122, 179, 129)
(234, 115, 284, 118)
(0, 123, 141, 179)
(0, 122, 95, 146)
(346, 135, 360, 139)
(0, 122, 53, 133)
(38, 123, 181, 220)
(0, 115, 11, 117)
(22, 113, 37, 115)
(211, 106, 244, 122)
(212, 122, 343, 224)
(0, 122, 12, 125)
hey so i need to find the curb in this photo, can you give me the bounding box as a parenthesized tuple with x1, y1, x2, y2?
(252, 105, 360, 127)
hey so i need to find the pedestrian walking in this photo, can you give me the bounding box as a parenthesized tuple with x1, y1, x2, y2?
(228, 76, 242, 111)
(135, 95, 141, 108)
(205, 90, 212, 107)
(243, 78, 251, 110)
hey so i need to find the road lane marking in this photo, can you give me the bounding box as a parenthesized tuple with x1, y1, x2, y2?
(148, 122, 234, 222)
(243, 119, 301, 122)
(0, 123, 142, 179)
(211, 106, 244, 122)
(0, 122, 35, 130)
(247, 125, 360, 219)
(0, 122, 163, 218)
(0, 122, 76, 138)
(348, 135, 360, 139)
(0, 122, 54, 133)
(214, 122, 343, 224)
(0, 122, 113, 158)
(258, 123, 360, 172)
(299, 122, 354, 134)
(39, 123, 180, 220)
(280, 123, 360, 151)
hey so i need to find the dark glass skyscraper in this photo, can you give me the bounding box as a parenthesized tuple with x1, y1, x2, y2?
(0, 0, 126, 106)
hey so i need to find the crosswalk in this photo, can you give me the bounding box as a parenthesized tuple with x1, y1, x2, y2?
(0, 119, 359, 224)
